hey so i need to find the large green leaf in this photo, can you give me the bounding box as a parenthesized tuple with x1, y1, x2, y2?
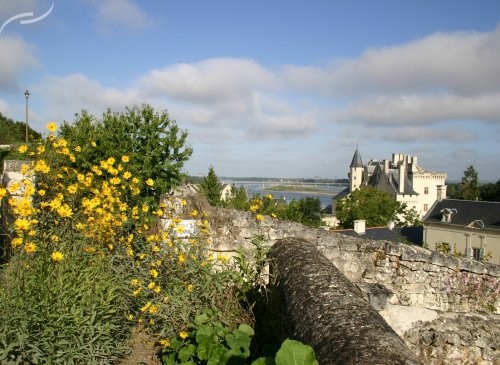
(275, 339, 319, 365)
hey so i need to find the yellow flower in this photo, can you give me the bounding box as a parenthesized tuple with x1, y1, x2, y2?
(91, 141, 97, 147)
(11, 237, 23, 248)
(37, 145, 45, 154)
(150, 269, 159, 278)
(132, 289, 141, 297)
(131, 278, 141, 286)
(127, 314, 134, 321)
(159, 338, 170, 348)
(46, 122, 57, 132)
(14, 218, 30, 231)
(57, 204, 73, 218)
(148, 282, 157, 290)
(24, 242, 37, 253)
(146, 178, 154, 187)
(149, 305, 158, 314)
(265, 193, 273, 200)
(181, 199, 187, 206)
(106, 157, 115, 165)
(187, 284, 193, 292)
(74, 145, 82, 152)
(256, 214, 264, 222)
(153, 286, 161, 293)
(190, 209, 198, 217)
(18, 145, 28, 153)
(123, 171, 132, 180)
(38, 189, 46, 196)
(51, 251, 64, 262)
(178, 254, 186, 264)
(271, 213, 277, 218)
(179, 331, 189, 340)
(140, 301, 151, 312)
(121, 155, 130, 162)
(67, 184, 78, 194)
(0, 187, 7, 199)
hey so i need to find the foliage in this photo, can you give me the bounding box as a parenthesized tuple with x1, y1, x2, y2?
(59, 104, 193, 201)
(336, 187, 404, 228)
(162, 310, 254, 365)
(224, 184, 250, 211)
(459, 165, 480, 200)
(200, 166, 222, 206)
(0, 112, 41, 145)
(0, 125, 148, 363)
(252, 339, 319, 365)
(279, 197, 322, 227)
(480, 179, 500, 202)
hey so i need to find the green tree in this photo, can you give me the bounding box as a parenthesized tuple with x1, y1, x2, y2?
(480, 179, 500, 202)
(59, 104, 192, 201)
(200, 166, 222, 206)
(459, 165, 479, 201)
(225, 184, 250, 210)
(278, 197, 322, 228)
(0, 112, 41, 145)
(336, 187, 402, 228)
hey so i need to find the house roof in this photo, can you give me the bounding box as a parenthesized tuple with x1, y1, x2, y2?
(333, 226, 423, 245)
(424, 199, 500, 230)
(350, 147, 363, 168)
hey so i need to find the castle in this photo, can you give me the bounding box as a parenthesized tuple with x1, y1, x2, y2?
(347, 146, 447, 218)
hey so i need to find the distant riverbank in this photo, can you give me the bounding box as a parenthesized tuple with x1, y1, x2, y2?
(262, 184, 336, 195)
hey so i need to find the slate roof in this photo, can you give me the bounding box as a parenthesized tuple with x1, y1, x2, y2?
(350, 147, 363, 168)
(424, 199, 500, 230)
(333, 226, 423, 245)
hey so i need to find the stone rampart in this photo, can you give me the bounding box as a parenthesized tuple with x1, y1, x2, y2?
(205, 206, 499, 314)
(269, 237, 420, 365)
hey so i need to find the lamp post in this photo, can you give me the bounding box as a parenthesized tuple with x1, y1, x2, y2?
(24, 89, 30, 144)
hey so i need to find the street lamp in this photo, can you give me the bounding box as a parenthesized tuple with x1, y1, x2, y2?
(24, 89, 30, 144)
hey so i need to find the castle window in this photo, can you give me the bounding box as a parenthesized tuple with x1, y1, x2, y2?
(472, 247, 483, 261)
(424, 187, 429, 194)
(424, 204, 428, 211)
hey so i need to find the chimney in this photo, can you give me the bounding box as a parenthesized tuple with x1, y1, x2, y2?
(354, 220, 366, 234)
(436, 185, 447, 201)
(398, 157, 406, 194)
(387, 221, 395, 230)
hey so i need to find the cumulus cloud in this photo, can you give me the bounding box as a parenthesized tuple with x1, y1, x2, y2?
(284, 25, 500, 97)
(0, 36, 39, 89)
(93, 0, 149, 31)
(139, 58, 278, 103)
(335, 93, 500, 125)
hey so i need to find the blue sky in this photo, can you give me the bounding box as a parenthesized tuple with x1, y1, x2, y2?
(1, 0, 499, 181)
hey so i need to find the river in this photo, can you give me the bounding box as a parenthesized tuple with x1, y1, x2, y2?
(221, 181, 347, 208)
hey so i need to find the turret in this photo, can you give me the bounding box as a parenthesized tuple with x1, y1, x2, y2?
(349, 144, 364, 192)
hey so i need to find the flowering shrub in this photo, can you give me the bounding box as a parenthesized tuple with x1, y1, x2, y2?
(0, 122, 255, 363)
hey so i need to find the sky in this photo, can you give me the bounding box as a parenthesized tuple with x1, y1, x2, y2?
(0, 0, 499, 182)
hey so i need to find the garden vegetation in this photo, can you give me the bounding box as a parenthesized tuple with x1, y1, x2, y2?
(0, 106, 318, 364)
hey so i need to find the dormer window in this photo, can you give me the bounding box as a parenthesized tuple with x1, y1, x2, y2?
(440, 208, 457, 223)
(467, 220, 485, 229)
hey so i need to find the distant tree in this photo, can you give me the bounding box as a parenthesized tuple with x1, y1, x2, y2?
(446, 183, 461, 199)
(480, 179, 500, 202)
(336, 187, 402, 228)
(279, 197, 322, 228)
(200, 166, 222, 206)
(0, 112, 41, 144)
(459, 165, 480, 201)
(225, 184, 250, 210)
(59, 104, 192, 201)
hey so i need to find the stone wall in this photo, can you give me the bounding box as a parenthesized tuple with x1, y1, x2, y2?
(269, 237, 420, 365)
(204, 206, 499, 314)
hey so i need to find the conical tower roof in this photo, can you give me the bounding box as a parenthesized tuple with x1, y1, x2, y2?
(350, 145, 363, 168)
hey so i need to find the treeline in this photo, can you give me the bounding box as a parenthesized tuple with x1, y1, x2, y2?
(447, 165, 500, 202)
(0, 112, 41, 144)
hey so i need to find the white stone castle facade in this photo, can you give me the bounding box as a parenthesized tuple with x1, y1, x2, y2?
(348, 147, 447, 218)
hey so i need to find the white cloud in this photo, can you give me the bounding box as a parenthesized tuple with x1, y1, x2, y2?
(284, 25, 500, 97)
(139, 58, 278, 103)
(0, 36, 39, 89)
(335, 93, 500, 125)
(93, 0, 149, 31)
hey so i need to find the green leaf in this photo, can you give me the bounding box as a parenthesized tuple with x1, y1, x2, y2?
(178, 344, 196, 362)
(196, 340, 213, 361)
(252, 357, 276, 365)
(196, 324, 215, 345)
(238, 323, 254, 337)
(275, 339, 319, 365)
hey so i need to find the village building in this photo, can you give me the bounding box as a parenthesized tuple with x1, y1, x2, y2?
(423, 199, 500, 264)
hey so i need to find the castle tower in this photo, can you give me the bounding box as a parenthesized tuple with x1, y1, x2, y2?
(349, 144, 364, 192)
